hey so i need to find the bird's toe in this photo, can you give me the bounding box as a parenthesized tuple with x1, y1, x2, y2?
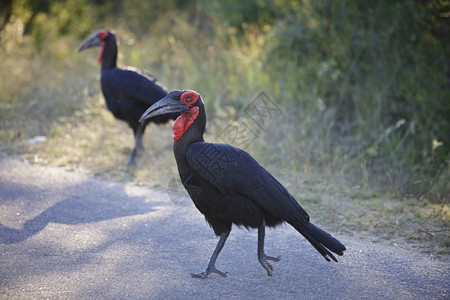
(191, 267, 228, 279)
(267, 255, 281, 262)
(258, 254, 280, 276)
(191, 271, 209, 279)
(259, 260, 274, 276)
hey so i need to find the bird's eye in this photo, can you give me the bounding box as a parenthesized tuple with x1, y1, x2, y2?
(181, 91, 199, 105)
(98, 31, 108, 40)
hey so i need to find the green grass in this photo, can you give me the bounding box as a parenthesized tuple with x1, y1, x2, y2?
(0, 13, 448, 256)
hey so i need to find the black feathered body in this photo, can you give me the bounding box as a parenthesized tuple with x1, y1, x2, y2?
(79, 30, 181, 165)
(173, 96, 345, 262)
(176, 141, 309, 235)
(97, 32, 178, 131)
(100, 67, 176, 132)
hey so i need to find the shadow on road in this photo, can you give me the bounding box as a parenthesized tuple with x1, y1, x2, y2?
(0, 179, 156, 244)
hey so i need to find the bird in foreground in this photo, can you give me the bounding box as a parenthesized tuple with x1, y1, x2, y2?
(140, 90, 346, 278)
(78, 30, 178, 165)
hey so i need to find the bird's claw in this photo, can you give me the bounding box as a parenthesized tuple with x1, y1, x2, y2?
(191, 267, 228, 279)
(258, 254, 281, 276)
(126, 159, 136, 166)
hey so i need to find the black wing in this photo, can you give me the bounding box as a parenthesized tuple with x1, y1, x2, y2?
(101, 67, 167, 106)
(100, 68, 177, 126)
(186, 142, 310, 224)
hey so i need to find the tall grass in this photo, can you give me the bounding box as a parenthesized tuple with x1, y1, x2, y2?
(0, 22, 89, 153)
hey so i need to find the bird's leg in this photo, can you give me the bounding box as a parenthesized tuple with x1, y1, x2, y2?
(258, 219, 281, 276)
(126, 148, 138, 166)
(127, 124, 145, 166)
(191, 230, 230, 279)
(135, 123, 145, 151)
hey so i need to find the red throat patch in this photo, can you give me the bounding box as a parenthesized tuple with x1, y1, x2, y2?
(172, 106, 199, 141)
(98, 42, 105, 64)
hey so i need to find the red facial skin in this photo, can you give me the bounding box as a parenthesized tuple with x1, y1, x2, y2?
(172, 91, 200, 141)
(97, 30, 108, 63)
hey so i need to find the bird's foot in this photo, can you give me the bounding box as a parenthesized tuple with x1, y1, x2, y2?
(126, 148, 138, 166)
(191, 266, 228, 279)
(126, 157, 137, 167)
(258, 254, 281, 276)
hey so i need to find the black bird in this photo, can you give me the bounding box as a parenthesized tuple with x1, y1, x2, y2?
(140, 90, 346, 278)
(78, 30, 178, 165)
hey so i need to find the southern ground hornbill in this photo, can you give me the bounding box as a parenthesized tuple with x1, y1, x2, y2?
(78, 30, 178, 165)
(140, 90, 346, 278)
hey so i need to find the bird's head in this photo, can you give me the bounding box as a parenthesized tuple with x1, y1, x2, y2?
(78, 30, 115, 64)
(139, 90, 204, 141)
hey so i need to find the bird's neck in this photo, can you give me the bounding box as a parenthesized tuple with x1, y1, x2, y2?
(173, 106, 206, 166)
(100, 40, 117, 70)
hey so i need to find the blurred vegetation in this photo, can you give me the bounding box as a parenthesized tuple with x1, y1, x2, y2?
(0, 0, 448, 253)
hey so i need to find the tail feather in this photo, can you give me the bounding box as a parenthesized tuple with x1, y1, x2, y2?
(294, 222, 346, 262)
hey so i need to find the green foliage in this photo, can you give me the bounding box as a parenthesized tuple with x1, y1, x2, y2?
(262, 0, 450, 197)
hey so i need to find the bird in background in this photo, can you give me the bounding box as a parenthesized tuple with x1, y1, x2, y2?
(140, 90, 346, 278)
(78, 29, 178, 165)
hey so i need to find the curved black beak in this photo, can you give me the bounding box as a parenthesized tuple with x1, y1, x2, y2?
(78, 31, 101, 52)
(139, 95, 188, 123)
